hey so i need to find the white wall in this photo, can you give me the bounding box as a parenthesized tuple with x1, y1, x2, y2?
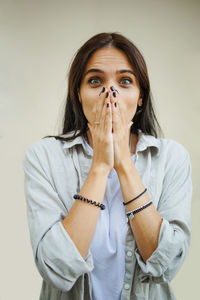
(0, 0, 199, 299)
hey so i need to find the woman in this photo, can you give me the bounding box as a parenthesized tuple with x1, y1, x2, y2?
(23, 32, 192, 300)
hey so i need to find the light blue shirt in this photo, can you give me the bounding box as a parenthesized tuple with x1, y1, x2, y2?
(83, 136, 136, 299)
(23, 130, 193, 300)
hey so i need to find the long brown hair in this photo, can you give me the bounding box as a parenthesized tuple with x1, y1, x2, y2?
(43, 32, 163, 142)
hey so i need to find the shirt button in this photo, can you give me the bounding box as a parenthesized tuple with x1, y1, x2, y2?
(127, 250, 132, 257)
(124, 283, 130, 290)
(125, 273, 132, 279)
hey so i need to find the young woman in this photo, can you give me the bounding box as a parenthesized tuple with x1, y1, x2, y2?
(23, 32, 192, 300)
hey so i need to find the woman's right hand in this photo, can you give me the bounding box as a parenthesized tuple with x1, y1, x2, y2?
(87, 87, 114, 174)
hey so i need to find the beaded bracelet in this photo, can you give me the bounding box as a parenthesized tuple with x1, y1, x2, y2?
(73, 194, 106, 210)
(123, 188, 147, 206)
(126, 200, 153, 220)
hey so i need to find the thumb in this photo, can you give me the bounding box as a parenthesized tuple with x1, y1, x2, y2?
(87, 122, 92, 130)
(87, 122, 93, 134)
(128, 121, 134, 129)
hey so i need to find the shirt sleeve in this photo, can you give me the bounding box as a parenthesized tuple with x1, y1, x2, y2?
(23, 145, 94, 292)
(134, 146, 193, 284)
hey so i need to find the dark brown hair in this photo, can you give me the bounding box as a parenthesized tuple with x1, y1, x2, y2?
(43, 32, 163, 142)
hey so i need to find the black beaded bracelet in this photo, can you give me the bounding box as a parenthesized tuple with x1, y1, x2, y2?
(126, 200, 153, 220)
(73, 194, 106, 210)
(123, 188, 147, 206)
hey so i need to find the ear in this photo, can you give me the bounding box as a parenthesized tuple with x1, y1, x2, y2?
(138, 98, 143, 107)
(78, 89, 82, 103)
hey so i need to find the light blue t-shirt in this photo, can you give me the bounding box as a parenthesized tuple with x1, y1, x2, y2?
(83, 136, 136, 300)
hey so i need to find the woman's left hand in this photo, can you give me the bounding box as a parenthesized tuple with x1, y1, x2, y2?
(110, 92, 133, 173)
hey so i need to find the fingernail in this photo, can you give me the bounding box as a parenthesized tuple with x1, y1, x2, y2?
(107, 103, 109, 107)
(113, 91, 116, 97)
(110, 86, 119, 94)
(106, 91, 109, 98)
(114, 102, 117, 107)
(110, 86, 115, 91)
(99, 87, 105, 96)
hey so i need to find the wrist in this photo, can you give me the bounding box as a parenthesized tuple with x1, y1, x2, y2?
(90, 163, 110, 177)
(115, 158, 133, 175)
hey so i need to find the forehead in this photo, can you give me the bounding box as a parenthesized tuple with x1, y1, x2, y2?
(85, 47, 133, 70)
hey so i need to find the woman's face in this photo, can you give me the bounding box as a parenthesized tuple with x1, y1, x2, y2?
(78, 46, 142, 128)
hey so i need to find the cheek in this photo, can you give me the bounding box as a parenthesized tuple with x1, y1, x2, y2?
(118, 86, 139, 102)
(80, 86, 99, 103)
(119, 93, 138, 112)
(80, 89, 99, 117)
(117, 93, 138, 122)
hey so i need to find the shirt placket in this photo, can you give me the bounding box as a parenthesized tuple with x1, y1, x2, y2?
(120, 226, 136, 300)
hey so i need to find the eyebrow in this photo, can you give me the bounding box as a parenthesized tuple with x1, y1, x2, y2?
(83, 68, 136, 78)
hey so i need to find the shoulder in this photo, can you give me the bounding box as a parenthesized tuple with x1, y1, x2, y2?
(158, 137, 190, 159)
(24, 136, 60, 155)
(23, 136, 65, 167)
(139, 131, 190, 162)
(155, 137, 191, 172)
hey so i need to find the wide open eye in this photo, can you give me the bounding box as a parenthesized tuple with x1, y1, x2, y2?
(120, 78, 133, 85)
(88, 77, 102, 85)
(87, 76, 133, 87)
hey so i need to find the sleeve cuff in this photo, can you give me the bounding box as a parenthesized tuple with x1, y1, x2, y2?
(134, 218, 178, 278)
(36, 221, 94, 290)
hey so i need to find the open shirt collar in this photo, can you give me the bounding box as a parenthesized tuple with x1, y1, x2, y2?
(61, 129, 160, 156)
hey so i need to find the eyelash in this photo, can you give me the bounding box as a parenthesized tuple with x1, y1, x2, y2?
(88, 77, 133, 86)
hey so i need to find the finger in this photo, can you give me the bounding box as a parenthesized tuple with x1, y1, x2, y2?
(110, 92, 122, 133)
(103, 90, 112, 135)
(94, 87, 106, 128)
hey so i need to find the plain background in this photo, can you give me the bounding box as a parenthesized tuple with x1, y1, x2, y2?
(0, 0, 199, 299)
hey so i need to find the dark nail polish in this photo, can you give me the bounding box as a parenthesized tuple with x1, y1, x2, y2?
(106, 92, 109, 98)
(114, 102, 117, 107)
(113, 91, 116, 97)
(99, 87, 105, 96)
(110, 86, 115, 91)
(107, 103, 109, 107)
